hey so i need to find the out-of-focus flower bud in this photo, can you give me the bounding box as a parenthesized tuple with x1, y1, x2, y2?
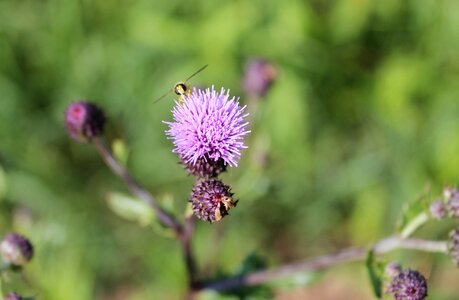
(444, 187, 459, 218)
(0, 233, 33, 267)
(385, 262, 402, 278)
(448, 227, 459, 266)
(65, 101, 106, 142)
(4, 292, 22, 300)
(242, 58, 277, 98)
(429, 199, 446, 220)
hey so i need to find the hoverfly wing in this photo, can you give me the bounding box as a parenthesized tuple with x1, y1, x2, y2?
(184, 64, 208, 82)
(153, 88, 173, 104)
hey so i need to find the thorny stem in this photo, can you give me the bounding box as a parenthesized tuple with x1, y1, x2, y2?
(91, 137, 199, 297)
(198, 236, 448, 292)
(90, 137, 448, 297)
(182, 214, 198, 300)
(92, 137, 181, 232)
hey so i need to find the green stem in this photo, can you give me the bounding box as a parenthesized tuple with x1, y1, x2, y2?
(400, 212, 429, 239)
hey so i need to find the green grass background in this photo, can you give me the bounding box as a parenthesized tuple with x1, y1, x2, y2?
(1, 0, 459, 299)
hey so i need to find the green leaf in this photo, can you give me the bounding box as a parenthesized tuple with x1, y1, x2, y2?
(365, 250, 383, 299)
(396, 189, 431, 237)
(112, 139, 129, 166)
(106, 192, 154, 226)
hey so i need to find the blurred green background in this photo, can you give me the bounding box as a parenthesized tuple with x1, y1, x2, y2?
(1, 0, 459, 299)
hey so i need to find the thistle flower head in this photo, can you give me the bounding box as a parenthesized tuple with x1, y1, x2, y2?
(387, 269, 428, 300)
(0, 233, 33, 267)
(190, 179, 236, 222)
(65, 101, 106, 142)
(165, 86, 250, 176)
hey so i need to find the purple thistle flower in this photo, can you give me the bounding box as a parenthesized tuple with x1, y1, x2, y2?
(165, 86, 250, 175)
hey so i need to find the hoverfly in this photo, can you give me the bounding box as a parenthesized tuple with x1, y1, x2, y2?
(214, 197, 238, 222)
(153, 64, 208, 104)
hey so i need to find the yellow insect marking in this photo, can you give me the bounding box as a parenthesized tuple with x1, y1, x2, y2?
(213, 196, 236, 222)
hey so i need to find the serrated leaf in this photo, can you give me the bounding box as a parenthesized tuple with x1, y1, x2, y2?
(366, 250, 383, 299)
(106, 192, 154, 226)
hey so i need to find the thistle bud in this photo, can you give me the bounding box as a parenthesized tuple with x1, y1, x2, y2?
(448, 228, 459, 266)
(0, 233, 33, 267)
(189, 179, 237, 222)
(65, 101, 106, 142)
(385, 262, 402, 278)
(445, 187, 459, 218)
(4, 292, 22, 300)
(429, 200, 446, 220)
(242, 58, 277, 98)
(386, 269, 428, 300)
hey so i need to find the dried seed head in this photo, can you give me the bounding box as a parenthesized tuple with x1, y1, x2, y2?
(0, 233, 33, 267)
(189, 179, 236, 222)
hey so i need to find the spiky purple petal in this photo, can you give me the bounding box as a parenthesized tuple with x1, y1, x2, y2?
(165, 86, 250, 170)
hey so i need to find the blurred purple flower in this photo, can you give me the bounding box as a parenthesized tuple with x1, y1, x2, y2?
(0, 233, 33, 266)
(445, 187, 459, 218)
(448, 227, 459, 266)
(429, 199, 446, 220)
(165, 86, 250, 170)
(4, 292, 22, 300)
(242, 58, 277, 98)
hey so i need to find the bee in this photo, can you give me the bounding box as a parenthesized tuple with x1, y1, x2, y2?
(153, 64, 208, 104)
